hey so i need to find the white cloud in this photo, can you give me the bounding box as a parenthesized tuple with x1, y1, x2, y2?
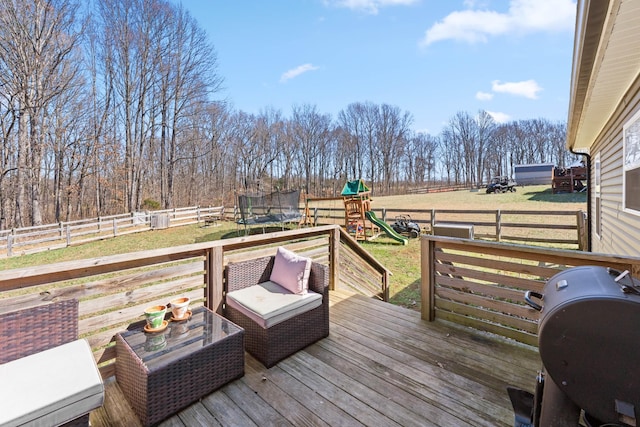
(421, 0, 576, 46)
(491, 79, 542, 99)
(325, 0, 417, 15)
(280, 64, 320, 83)
(487, 111, 511, 123)
(476, 91, 494, 101)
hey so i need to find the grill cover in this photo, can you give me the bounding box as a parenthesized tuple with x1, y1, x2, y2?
(538, 266, 640, 424)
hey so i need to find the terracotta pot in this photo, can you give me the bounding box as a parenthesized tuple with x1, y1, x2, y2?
(169, 297, 190, 320)
(144, 305, 167, 330)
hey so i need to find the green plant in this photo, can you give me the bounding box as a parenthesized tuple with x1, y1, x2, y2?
(142, 199, 161, 210)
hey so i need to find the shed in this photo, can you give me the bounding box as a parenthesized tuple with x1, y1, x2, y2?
(514, 163, 555, 186)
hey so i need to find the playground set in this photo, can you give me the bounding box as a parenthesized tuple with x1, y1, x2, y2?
(304, 179, 410, 245)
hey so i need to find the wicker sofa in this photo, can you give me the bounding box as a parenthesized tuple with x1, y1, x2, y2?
(0, 299, 104, 426)
(224, 254, 329, 368)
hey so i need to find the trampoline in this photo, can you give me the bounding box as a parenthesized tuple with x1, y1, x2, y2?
(236, 189, 302, 234)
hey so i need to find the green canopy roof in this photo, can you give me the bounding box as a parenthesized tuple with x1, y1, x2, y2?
(340, 179, 370, 196)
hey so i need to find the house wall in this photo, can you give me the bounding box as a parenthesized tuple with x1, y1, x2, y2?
(590, 72, 640, 256)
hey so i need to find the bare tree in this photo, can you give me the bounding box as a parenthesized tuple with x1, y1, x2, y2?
(0, 0, 83, 226)
(377, 103, 412, 194)
(157, 3, 222, 208)
(289, 104, 332, 196)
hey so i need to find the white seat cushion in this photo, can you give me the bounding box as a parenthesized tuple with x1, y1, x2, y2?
(226, 280, 322, 328)
(0, 339, 104, 427)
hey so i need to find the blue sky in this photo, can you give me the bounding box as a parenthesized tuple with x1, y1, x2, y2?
(181, 0, 577, 135)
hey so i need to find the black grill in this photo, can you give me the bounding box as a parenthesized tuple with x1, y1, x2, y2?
(509, 266, 640, 427)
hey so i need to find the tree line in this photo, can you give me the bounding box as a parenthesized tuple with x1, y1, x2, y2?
(0, 0, 574, 229)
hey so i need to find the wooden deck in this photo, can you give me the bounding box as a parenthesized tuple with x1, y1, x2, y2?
(91, 290, 541, 427)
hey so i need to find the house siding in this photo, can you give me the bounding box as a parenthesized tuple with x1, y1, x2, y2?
(591, 72, 640, 256)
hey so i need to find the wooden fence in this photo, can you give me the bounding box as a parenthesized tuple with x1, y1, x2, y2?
(306, 207, 587, 250)
(0, 206, 224, 258)
(1, 203, 587, 258)
(420, 235, 640, 346)
(407, 183, 474, 194)
(0, 225, 389, 381)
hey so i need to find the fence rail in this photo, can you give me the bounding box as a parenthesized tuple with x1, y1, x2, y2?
(0, 206, 224, 258)
(306, 207, 587, 250)
(2, 203, 587, 258)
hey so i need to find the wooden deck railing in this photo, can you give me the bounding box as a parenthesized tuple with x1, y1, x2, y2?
(305, 207, 587, 250)
(420, 235, 640, 346)
(0, 225, 388, 380)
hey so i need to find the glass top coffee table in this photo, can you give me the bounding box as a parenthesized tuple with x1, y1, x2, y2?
(115, 306, 244, 426)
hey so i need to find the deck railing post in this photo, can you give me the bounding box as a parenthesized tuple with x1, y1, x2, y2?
(420, 236, 436, 321)
(206, 246, 224, 314)
(329, 226, 340, 291)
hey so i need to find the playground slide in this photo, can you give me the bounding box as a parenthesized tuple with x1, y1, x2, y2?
(365, 210, 408, 245)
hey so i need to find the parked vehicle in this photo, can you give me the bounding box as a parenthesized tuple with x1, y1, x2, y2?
(486, 176, 517, 194)
(391, 215, 421, 238)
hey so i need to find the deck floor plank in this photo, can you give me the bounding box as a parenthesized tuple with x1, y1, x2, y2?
(328, 315, 509, 426)
(200, 389, 259, 427)
(224, 379, 294, 426)
(243, 356, 332, 427)
(276, 351, 403, 427)
(245, 354, 359, 427)
(90, 290, 540, 427)
(332, 292, 536, 391)
(173, 402, 219, 426)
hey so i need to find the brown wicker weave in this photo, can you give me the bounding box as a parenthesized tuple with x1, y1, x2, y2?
(115, 306, 244, 426)
(224, 255, 329, 368)
(0, 299, 78, 364)
(0, 299, 92, 427)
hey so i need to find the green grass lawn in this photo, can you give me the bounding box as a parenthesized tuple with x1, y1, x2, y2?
(0, 186, 586, 311)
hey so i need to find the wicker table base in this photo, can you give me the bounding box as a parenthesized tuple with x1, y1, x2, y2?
(116, 307, 244, 426)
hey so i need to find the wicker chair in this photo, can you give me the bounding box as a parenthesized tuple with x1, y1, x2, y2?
(0, 299, 104, 427)
(224, 255, 329, 368)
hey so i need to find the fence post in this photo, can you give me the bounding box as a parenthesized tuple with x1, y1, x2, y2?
(313, 207, 318, 226)
(577, 210, 587, 251)
(496, 210, 502, 241)
(430, 209, 436, 232)
(7, 232, 13, 257)
(382, 208, 386, 222)
(113, 218, 117, 237)
(66, 225, 71, 247)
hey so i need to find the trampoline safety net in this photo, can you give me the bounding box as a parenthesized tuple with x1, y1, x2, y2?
(236, 190, 302, 231)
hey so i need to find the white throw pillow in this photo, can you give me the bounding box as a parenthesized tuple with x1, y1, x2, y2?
(269, 247, 312, 294)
